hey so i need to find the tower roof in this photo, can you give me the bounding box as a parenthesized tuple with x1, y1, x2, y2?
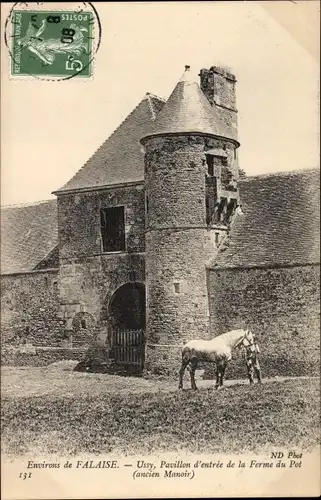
(141, 66, 239, 145)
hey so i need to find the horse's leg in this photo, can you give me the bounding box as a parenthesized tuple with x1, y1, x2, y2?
(215, 365, 220, 390)
(214, 362, 226, 389)
(189, 358, 198, 390)
(254, 358, 262, 384)
(178, 358, 189, 389)
(246, 359, 254, 385)
(219, 362, 227, 387)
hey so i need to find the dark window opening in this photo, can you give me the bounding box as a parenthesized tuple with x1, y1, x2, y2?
(206, 197, 210, 225)
(217, 197, 227, 224)
(215, 232, 219, 246)
(206, 155, 214, 176)
(226, 198, 237, 222)
(174, 282, 180, 294)
(80, 319, 87, 329)
(221, 164, 234, 189)
(100, 206, 125, 253)
(206, 189, 219, 226)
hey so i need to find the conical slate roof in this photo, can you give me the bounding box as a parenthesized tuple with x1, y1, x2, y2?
(141, 66, 239, 144)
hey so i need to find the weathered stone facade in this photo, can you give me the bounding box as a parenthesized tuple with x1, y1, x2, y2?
(1, 64, 319, 377)
(208, 264, 320, 377)
(1, 270, 61, 346)
(57, 184, 146, 351)
(143, 134, 236, 363)
(199, 66, 238, 133)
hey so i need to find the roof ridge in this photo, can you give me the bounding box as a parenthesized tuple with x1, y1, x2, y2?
(1, 199, 56, 210)
(145, 92, 166, 102)
(240, 167, 320, 182)
(54, 94, 156, 194)
(146, 94, 157, 121)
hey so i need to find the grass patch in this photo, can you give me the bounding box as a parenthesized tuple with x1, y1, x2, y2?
(2, 378, 320, 457)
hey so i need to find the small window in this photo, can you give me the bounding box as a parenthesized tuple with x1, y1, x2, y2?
(215, 232, 219, 246)
(174, 282, 180, 294)
(80, 319, 87, 329)
(217, 197, 227, 223)
(206, 155, 214, 176)
(100, 206, 126, 253)
(226, 198, 237, 221)
(206, 197, 210, 225)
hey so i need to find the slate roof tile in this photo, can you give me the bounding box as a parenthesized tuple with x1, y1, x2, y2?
(2, 169, 319, 275)
(55, 94, 165, 193)
(212, 168, 320, 269)
(141, 68, 238, 144)
(1, 200, 58, 274)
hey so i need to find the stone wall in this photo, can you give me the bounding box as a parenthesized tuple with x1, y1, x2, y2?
(145, 263, 320, 378)
(199, 66, 238, 134)
(143, 134, 239, 372)
(58, 253, 146, 342)
(58, 184, 145, 260)
(57, 185, 146, 348)
(1, 345, 86, 367)
(1, 270, 62, 346)
(207, 264, 320, 378)
(144, 135, 213, 355)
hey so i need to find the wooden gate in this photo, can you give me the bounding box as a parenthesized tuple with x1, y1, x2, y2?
(111, 329, 145, 368)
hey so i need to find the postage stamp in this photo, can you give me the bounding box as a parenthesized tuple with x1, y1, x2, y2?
(5, 3, 101, 80)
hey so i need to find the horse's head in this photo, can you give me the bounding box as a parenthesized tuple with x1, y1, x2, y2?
(242, 329, 256, 348)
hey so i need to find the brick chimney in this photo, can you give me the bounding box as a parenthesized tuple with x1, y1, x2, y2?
(199, 66, 238, 134)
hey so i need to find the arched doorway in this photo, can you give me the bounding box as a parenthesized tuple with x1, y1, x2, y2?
(109, 283, 146, 370)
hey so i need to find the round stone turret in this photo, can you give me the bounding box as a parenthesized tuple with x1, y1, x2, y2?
(141, 66, 239, 372)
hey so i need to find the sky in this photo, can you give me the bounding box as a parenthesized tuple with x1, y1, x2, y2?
(1, 1, 319, 206)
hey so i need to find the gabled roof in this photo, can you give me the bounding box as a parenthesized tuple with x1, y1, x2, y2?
(55, 94, 165, 193)
(1, 170, 318, 275)
(1, 200, 58, 275)
(212, 168, 320, 269)
(141, 67, 238, 144)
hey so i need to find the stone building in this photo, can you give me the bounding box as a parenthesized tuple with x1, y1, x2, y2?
(1, 65, 320, 375)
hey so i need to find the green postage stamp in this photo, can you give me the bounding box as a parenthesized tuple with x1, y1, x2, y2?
(8, 7, 99, 79)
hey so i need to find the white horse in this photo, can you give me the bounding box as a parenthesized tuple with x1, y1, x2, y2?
(178, 329, 256, 390)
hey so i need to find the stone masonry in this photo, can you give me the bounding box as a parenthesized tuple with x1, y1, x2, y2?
(1, 64, 319, 377)
(57, 184, 145, 351)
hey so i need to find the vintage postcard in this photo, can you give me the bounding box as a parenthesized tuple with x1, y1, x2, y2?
(1, 1, 320, 499)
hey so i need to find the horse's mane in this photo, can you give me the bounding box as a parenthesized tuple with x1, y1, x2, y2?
(218, 329, 245, 340)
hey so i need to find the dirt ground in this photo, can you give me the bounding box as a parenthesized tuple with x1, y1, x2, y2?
(2, 362, 320, 457)
(1, 362, 317, 399)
